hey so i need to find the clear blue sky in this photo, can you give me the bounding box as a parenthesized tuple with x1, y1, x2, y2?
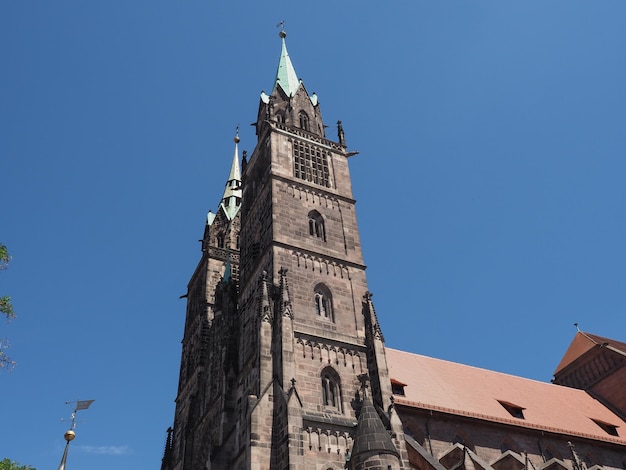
(2, 2, 625, 468)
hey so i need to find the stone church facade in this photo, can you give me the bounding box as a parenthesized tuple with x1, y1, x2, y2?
(161, 32, 626, 470)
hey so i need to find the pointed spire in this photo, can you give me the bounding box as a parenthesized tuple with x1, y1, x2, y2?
(259, 271, 272, 323)
(337, 120, 346, 146)
(278, 267, 292, 319)
(363, 291, 385, 342)
(161, 426, 173, 468)
(222, 128, 242, 199)
(350, 395, 399, 464)
(57, 441, 70, 470)
(274, 30, 300, 98)
(221, 129, 243, 220)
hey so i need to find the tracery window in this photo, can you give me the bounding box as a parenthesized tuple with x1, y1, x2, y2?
(217, 233, 225, 248)
(314, 284, 333, 321)
(293, 141, 330, 187)
(321, 367, 342, 412)
(308, 210, 326, 241)
(299, 111, 309, 131)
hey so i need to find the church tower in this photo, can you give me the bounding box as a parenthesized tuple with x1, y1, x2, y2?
(162, 31, 409, 470)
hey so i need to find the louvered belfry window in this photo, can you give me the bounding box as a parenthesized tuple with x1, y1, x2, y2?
(293, 141, 330, 187)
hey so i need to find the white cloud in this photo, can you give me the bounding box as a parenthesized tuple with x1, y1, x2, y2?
(75, 445, 131, 455)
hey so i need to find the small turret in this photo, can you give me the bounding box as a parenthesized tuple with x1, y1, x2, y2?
(202, 131, 243, 254)
(349, 375, 401, 470)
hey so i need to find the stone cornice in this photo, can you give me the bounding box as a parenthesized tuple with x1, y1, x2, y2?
(274, 241, 366, 272)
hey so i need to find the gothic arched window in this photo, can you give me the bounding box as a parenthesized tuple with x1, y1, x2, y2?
(216, 233, 225, 248)
(314, 284, 333, 321)
(299, 111, 309, 131)
(308, 210, 326, 241)
(321, 367, 342, 412)
(276, 112, 285, 124)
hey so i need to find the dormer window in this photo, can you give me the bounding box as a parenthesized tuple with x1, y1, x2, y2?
(391, 378, 406, 396)
(591, 418, 619, 436)
(497, 400, 525, 419)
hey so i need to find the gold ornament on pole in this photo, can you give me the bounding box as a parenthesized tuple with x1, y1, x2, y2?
(57, 399, 95, 470)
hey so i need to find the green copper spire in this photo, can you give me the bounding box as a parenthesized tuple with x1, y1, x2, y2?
(274, 30, 300, 97)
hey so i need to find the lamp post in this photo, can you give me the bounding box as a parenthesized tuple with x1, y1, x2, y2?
(57, 399, 95, 470)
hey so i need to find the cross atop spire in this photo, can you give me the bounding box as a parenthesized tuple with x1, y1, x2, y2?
(273, 29, 301, 98)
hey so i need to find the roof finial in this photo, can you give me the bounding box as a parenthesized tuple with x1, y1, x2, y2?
(277, 20, 286, 38)
(357, 373, 370, 397)
(574, 322, 581, 332)
(234, 125, 240, 144)
(337, 120, 345, 146)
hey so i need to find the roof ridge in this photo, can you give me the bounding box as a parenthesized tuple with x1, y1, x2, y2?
(386, 347, 553, 386)
(582, 331, 626, 352)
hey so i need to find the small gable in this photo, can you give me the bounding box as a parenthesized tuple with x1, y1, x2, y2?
(539, 458, 569, 470)
(439, 443, 491, 470)
(491, 450, 525, 470)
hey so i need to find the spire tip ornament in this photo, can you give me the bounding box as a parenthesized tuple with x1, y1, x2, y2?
(57, 399, 95, 469)
(277, 20, 286, 38)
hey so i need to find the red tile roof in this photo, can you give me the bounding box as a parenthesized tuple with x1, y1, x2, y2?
(386, 347, 626, 446)
(554, 331, 626, 375)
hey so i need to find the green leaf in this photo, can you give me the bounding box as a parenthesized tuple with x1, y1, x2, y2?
(0, 297, 14, 320)
(0, 244, 9, 270)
